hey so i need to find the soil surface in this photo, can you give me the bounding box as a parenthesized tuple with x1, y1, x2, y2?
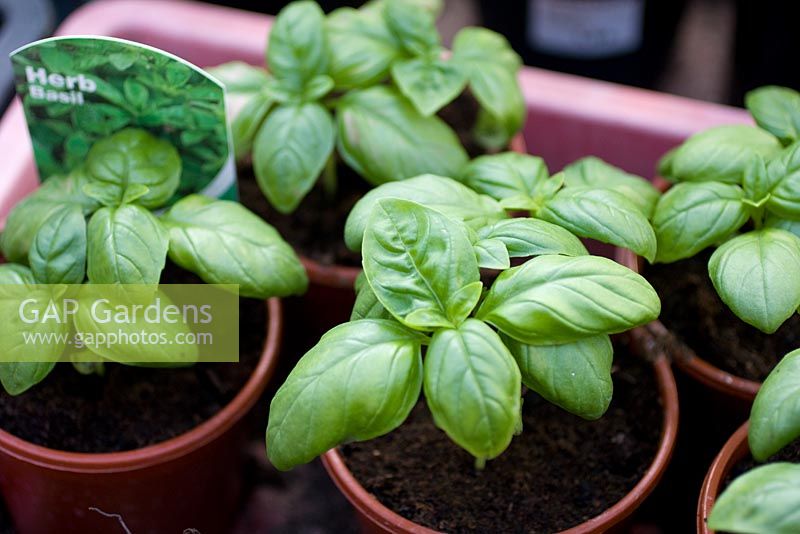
(0, 264, 265, 453)
(342, 343, 662, 533)
(238, 92, 501, 268)
(645, 251, 800, 382)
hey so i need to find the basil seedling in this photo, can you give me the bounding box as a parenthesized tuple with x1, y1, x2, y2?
(708, 349, 800, 533)
(653, 86, 800, 333)
(0, 128, 307, 395)
(210, 0, 524, 214)
(266, 197, 660, 470)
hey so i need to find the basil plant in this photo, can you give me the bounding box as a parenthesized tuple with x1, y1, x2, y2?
(653, 85, 800, 334)
(0, 128, 307, 395)
(266, 169, 661, 469)
(709, 348, 800, 533)
(210, 0, 524, 214)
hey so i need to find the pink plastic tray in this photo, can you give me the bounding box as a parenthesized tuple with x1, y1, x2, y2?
(0, 0, 751, 224)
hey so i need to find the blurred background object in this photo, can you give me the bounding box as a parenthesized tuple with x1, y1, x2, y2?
(479, 0, 689, 90)
(28, 0, 800, 107)
(0, 0, 54, 108)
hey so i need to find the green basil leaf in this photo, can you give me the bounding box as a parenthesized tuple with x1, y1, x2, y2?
(364, 0, 443, 17)
(1, 173, 98, 263)
(477, 254, 660, 344)
(765, 143, 800, 219)
(87, 205, 168, 284)
(303, 75, 334, 101)
(743, 155, 772, 205)
(709, 228, 800, 333)
(765, 214, 800, 238)
(253, 102, 335, 214)
(73, 287, 198, 366)
(29, 205, 86, 284)
(0, 278, 63, 394)
(207, 61, 270, 95)
(232, 92, 273, 160)
(562, 157, 660, 217)
(652, 182, 749, 263)
(663, 125, 782, 184)
(267, 319, 425, 470)
(85, 182, 149, 207)
(499, 195, 539, 211)
(708, 463, 800, 534)
(384, 0, 439, 56)
(391, 58, 467, 116)
(336, 86, 468, 186)
(162, 195, 307, 298)
(452, 27, 524, 144)
(344, 174, 506, 251)
(351, 272, 392, 321)
(85, 129, 181, 209)
(266, 1, 329, 92)
(476, 218, 588, 258)
(362, 199, 480, 329)
(474, 238, 511, 270)
(121, 184, 150, 205)
(538, 187, 658, 262)
(0, 362, 57, 396)
(0, 264, 36, 284)
(746, 86, 800, 146)
(470, 107, 511, 151)
(750, 349, 800, 461)
(326, 7, 401, 89)
(504, 334, 613, 420)
(459, 152, 548, 201)
(424, 318, 521, 460)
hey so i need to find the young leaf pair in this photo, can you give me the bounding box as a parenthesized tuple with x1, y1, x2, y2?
(210, 0, 524, 214)
(267, 167, 661, 469)
(0, 128, 307, 395)
(654, 86, 800, 334)
(708, 349, 800, 533)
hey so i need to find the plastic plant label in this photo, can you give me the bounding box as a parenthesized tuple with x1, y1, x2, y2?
(10, 36, 237, 202)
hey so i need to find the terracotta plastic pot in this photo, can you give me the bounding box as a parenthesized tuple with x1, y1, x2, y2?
(0, 298, 282, 534)
(321, 355, 679, 534)
(697, 422, 750, 534)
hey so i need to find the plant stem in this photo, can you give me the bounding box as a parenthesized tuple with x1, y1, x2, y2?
(751, 206, 765, 229)
(322, 154, 338, 200)
(474, 457, 486, 470)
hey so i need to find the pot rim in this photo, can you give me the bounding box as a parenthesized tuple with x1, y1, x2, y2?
(0, 297, 283, 474)
(616, 247, 761, 401)
(321, 355, 679, 534)
(297, 132, 529, 291)
(697, 422, 750, 534)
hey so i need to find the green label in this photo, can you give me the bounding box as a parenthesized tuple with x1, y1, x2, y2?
(10, 36, 237, 202)
(0, 284, 240, 364)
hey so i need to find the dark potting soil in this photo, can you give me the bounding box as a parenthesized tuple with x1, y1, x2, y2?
(0, 265, 265, 453)
(342, 344, 662, 533)
(645, 250, 800, 382)
(237, 92, 500, 268)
